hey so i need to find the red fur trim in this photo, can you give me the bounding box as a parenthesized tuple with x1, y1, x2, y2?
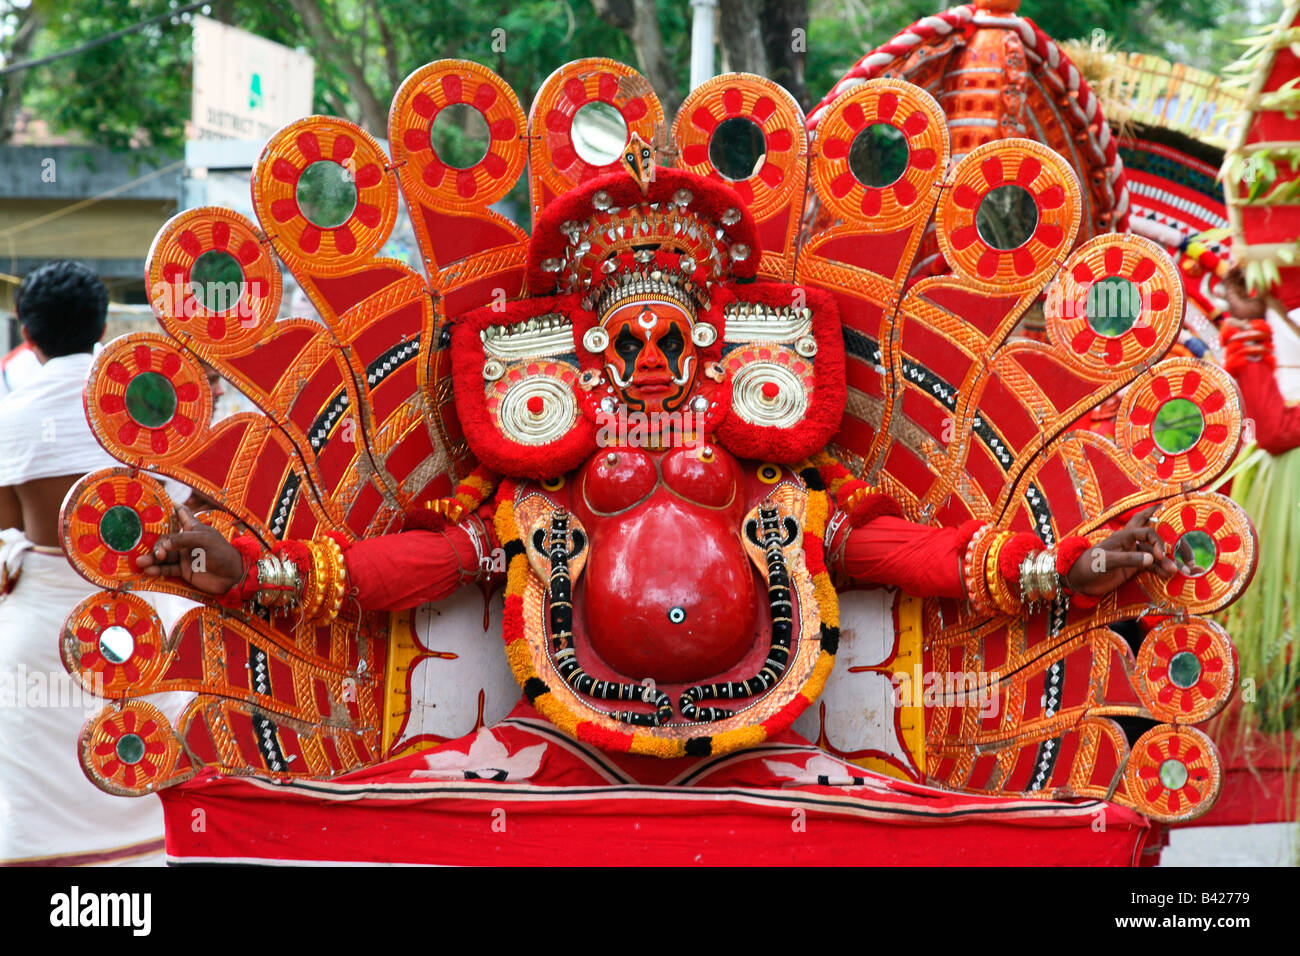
(218, 534, 265, 607)
(400, 509, 453, 533)
(323, 530, 352, 553)
(953, 519, 986, 551)
(1069, 590, 1101, 610)
(450, 293, 598, 480)
(1055, 535, 1092, 580)
(845, 491, 904, 528)
(527, 168, 760, 293)
(271, 538, 310, 569)
(761, 692, 812, 736)
(714, 282, 847, 464)
(1052, 535, 1101, 607)
(998, 533, 1042, 581)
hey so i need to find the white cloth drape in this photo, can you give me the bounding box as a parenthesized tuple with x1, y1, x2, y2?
(0, 353, 119, 487)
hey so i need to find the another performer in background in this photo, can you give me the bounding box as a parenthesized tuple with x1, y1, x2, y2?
(0, 261, 169, 865)
(1217, 266, 1300, 735)
(1220, 267, 1300, 453)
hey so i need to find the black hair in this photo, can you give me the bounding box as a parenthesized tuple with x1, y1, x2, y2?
(15, 260, 108, 357)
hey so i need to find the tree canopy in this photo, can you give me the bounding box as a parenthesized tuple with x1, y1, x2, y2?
(0, 0, 1280, 153)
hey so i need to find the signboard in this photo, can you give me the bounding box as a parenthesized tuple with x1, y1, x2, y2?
(190, 16, 315, 141)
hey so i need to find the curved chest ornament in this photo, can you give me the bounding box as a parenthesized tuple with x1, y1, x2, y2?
(493, 464, 839, 759)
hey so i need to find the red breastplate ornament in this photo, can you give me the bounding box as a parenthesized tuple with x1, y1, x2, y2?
(507, 447, 828, 751)
(574, 445, 755, 683)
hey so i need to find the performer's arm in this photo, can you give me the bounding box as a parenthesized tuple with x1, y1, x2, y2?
(1219, 266, 1300, 455)
(828, 506, 1188, 608)
(830, 514, 979, 599)
(325, 521, 487, 612)
(1230, 350, 1300, 455)
(135, 505, 488, 617)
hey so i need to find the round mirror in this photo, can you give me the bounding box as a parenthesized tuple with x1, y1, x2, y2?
(124, 371, 177, 428)
(849, 123, 909, 188)
(975, 184, 1039, 250)
(1158, 757, 1188, 790)
(1175, 529, 1217, 577)
(98, 625, 136, 665)
(296, 160, 358, 228)
(99, 505, 143, 553)
(1152, 398, 1204, 455)
(430, 103, 491, 170)
(1168, 650, 1202, 689)
(190, 249, 245, 313)
(115, 732, 147, 765)
(709, 116, 766, 181)
(1086, 275, 1141, 337)
(571, 101, 628, 166)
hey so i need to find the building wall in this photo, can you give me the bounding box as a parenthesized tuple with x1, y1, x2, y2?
(0, 145, 181, 348)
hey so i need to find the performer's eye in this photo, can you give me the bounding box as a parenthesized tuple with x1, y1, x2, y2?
(614, 327, 641, 358)
(659, 325, 684, 359)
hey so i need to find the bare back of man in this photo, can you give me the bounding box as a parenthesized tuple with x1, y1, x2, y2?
(1, 475, 83, 548)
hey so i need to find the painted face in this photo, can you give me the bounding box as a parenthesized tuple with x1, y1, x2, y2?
(601, 300, 697, 414)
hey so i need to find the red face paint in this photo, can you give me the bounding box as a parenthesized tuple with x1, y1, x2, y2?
(600, 300, 697, 414)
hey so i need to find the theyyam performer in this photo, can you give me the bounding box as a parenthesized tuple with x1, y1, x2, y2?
(56, 48, 1255, 863)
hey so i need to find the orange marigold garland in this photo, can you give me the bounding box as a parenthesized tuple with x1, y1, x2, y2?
(806, 450, 903, 526)
(403, 464, 499, 533)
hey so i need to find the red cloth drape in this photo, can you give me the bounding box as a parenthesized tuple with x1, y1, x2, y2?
(343, 527, 481, 612)
(836, 515, 980, 598)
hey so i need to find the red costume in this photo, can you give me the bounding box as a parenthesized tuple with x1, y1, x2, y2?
(56, 51, 1255, 867)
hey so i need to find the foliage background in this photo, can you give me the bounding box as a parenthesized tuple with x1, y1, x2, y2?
(0, 0, 1285, 155)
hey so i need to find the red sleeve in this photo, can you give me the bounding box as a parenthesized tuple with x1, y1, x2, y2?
(834, 515, 982, 599)
(343, 527, 481, 612)
(1233, 361, 1300, 456)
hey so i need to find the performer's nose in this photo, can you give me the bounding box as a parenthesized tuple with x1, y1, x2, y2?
(638, 346, 666, 372)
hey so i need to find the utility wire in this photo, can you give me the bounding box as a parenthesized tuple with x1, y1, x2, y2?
(0, 160, 184, 239)
(0, 1, 209, 76)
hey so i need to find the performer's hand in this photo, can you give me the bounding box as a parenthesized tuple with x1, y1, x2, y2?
(134, 506, 246, 595)
(1064, 505, 1202, 596)
(1223, 266, 1267, 321)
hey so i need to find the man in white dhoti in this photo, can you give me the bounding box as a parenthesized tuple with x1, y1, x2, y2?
(0, 261, 169, 865)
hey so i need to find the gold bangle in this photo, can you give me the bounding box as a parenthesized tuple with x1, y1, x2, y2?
(300, 541, 326, 619)
(318, 537, 347, 624)
(984, 532, 1021, 615)
(962, 525, 996, 614)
